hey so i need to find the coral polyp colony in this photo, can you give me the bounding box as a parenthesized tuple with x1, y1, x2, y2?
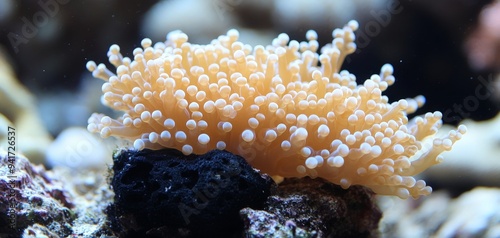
(87, 20, 466, 199)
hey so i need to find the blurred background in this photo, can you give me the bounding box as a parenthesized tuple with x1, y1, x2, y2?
(1, 0, 498, 135)
(2, 0, 500, 188)
(1, 0, 500, 236)
(1, 0, 500, 186)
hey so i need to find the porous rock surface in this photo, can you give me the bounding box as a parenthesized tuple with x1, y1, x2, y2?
(108, 148, 276, 237)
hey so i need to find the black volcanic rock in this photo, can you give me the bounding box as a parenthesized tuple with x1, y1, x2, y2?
(108, 148, 275, 237)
